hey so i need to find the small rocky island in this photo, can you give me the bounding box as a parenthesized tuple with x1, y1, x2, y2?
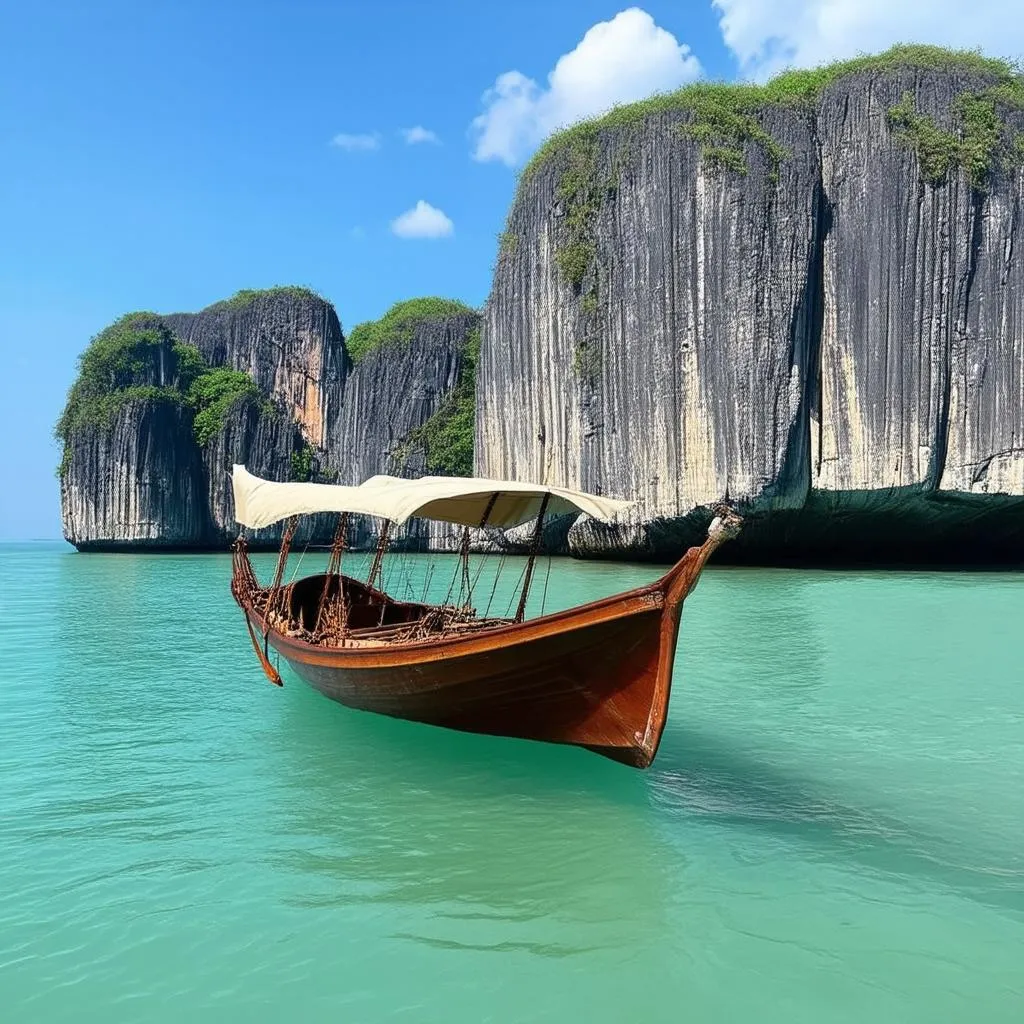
(58, 46, 1024, 564)
(58, 291, 478, 549)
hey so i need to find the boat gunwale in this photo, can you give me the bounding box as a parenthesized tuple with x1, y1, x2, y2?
(243, 554, 693, 669)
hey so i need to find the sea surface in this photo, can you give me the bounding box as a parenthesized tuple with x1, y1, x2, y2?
(1, 542, 1022, 1022)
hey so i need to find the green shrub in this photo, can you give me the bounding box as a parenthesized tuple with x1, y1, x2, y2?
(346, 297, 476, 362)
(699, 145, 750, 174)
(290, 444, 315, 482)
(173, 342, 206, 387)
(414, 394, 475, 477)
(521, 44, 1023, 183)
(400, 328, 479, 476)
(188, 367, 263, 446)
(205, 286, 325, 311)
(886, 93, 959, 184)
(552, 138, 607, 290)
(571, 341, 602, 384)
(556, 241, 595, 288)
(56, 313, 205, 440)
(888, 81, 1024, 187)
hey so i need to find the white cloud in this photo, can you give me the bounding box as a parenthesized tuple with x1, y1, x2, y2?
(390, 200, 454, 239)
(714, 0, 1024, 81)
(330, 132, 380, 151)
(471, 7, 701, 166)
(403, 125, 440, 145)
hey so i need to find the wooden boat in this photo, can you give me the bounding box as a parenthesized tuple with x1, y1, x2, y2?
(229, 466, 739, 768)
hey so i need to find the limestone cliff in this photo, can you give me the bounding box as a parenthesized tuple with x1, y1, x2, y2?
(166, 287, 347, 544)
(479, 46, 1024, 563)
(336, 299, 479, 483)
(58, 292, 342, 549)
(59, 47, 1024, 565)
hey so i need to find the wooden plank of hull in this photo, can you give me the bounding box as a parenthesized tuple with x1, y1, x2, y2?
(235, 520, 735, 768)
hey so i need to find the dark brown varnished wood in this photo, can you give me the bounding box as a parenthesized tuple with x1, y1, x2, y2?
(233, 522, 735, 768)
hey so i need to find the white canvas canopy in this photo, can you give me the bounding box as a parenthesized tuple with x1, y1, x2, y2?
(231, 465, 631, 531)
(230, 466, 385, 529)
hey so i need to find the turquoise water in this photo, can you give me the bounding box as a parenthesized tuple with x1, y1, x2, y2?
(1, 543, 1022, 1022)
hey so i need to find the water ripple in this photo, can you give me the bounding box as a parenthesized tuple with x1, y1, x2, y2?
(1, 545, 1022, 1022)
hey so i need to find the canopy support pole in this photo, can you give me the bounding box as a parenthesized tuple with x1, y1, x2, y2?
(480, 492, 499, 529)
(367, 520, 391, 592)
(463, 492, 499, 611)
(515, 493, 550, 623)
(267, 516, 298, 621)
(459, 527, 472, 607)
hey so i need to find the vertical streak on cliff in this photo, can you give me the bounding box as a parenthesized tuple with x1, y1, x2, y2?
(333, 314, 475, 486)
(812, 70, 985, 498)
(807, 180, 832, 484)
(685, 164, 718, 508)
(62, 399, 207, 550)
(666, 140, 681, 510)
(936, 187, 984, 489)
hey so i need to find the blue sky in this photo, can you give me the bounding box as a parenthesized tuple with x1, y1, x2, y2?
(0, 1, 1015, 540)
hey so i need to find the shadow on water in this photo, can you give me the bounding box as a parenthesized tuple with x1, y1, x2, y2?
(258, 682, 677, 956)
(650, 722, 1024, 918)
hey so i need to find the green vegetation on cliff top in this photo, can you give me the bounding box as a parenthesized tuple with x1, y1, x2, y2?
(56, 314, 202, 440)
(346, 297, 476, 362)
(887, 84, 1024, 187)
(205, 286, 325, 311)
(56, 312, 271, 469)
(522, 44, 1023, 181)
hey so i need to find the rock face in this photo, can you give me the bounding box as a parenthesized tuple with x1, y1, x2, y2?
(60, 51, 1024, 565)
(167, 289, 349, 547)
(334, 303, 481, 550)
(60, 396, 206, 550)
(162, 288, 346, 453)
(202, 394, 308, 546)
(335, 310, 477, 485)
(479, 56, 1024, 563)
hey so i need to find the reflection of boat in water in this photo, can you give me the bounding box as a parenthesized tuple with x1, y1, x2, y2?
(230, 466, 739, 768)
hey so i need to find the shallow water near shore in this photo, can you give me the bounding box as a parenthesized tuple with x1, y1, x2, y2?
(1, 542, 1022, 1022)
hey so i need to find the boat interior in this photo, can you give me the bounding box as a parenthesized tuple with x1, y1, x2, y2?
(286, 573, 431, 633)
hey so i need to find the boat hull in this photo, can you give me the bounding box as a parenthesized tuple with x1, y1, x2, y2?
(243, 540, 718, 767)
(258, 593, 667, 766)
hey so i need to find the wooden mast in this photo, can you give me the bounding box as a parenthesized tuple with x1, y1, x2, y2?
(266, 516, 299, 620)
(453, 491, 500, 614)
